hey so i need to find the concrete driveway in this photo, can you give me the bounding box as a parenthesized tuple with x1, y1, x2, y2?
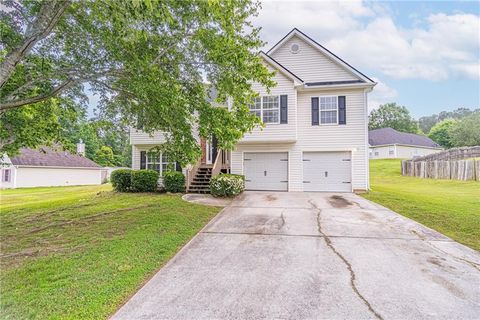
(112, 192, 480, 320)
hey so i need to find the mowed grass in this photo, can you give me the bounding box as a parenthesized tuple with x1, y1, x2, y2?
(362, 159, 480, 251)
(0, 185, 220, 319)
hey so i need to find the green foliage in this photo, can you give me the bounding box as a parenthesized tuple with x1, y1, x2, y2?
(163, 171, 185, 193)
(369, 103, 419, 133)
(419, 107, 477, 134)
(449, 112, 480, 147)
(94, 146, 115, 167)
(0, 99, 77, 156)
(210, 174, 245, 197)
(110, 169, 133, 192)
(131, 170, 159, 192)
(1, 0, 274, 166)
(428, 119, 456, 148)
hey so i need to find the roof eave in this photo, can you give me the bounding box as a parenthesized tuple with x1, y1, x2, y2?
(300, 82, 376, 91)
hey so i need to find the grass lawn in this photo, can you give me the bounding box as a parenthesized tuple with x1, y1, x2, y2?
(362, 159, 480, 251)
(0, 185, 221, 319)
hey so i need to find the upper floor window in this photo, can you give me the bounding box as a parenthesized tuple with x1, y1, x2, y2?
(249, 96, 280, 124)
(320, 96, 338, 124)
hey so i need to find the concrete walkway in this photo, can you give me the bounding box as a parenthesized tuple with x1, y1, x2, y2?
(112, 192, 480, 320)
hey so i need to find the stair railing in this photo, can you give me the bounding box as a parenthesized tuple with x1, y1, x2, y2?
(211, 150, 224, 177)
(186, 157, 202, 191)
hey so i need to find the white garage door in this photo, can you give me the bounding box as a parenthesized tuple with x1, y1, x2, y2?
(303, 152, 351, 192)
(244, 152, 288, 191)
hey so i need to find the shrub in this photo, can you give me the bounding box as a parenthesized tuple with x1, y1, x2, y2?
(210, 174, 245, 197)
(131, 170, 159, 192)
(110, 169, 132, 192)
(163, 171, 185, 193)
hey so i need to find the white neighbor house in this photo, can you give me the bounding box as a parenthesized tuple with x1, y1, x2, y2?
(1, 146, 103, 189)
(130, 28, 376, 193)
(369, 128, 443, 159)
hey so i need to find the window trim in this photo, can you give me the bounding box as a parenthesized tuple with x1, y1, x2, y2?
(2, 168, 11, 182)
(146, 151, 172, 176)
(318, 95, 339, 125)
(250, 95, 281, 125)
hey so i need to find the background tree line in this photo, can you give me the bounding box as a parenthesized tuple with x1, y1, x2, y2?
(369, 103, 480, 148)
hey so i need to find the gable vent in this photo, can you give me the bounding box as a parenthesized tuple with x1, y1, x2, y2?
(290, 43, 300, 54)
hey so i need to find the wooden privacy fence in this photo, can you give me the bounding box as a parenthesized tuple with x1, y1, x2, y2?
(411, 146, 480, 162)
(401, 146, 480, 181)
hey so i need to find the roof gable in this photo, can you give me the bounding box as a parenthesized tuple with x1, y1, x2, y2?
(11, 147, 101, 168)
(267, 28, 374, 84)
(259, 51, 303, 85)
(369, 128, 440, 148)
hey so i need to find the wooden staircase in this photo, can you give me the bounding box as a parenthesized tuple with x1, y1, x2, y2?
(187, 166, 212, 194)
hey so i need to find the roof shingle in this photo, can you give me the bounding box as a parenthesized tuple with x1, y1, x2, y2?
(11, 147, 101, 168)
(369, 128, 440, 148)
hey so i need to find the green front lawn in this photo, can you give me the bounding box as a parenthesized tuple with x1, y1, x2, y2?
(0, 185, 220, 319)
(362, 159, 480, 251)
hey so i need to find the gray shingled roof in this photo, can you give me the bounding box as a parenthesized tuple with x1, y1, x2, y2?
(369, 128, 440, 148)
(11, 147, 101, 168)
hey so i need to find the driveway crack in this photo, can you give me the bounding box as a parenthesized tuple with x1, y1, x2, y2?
(309, 200, 383, 320)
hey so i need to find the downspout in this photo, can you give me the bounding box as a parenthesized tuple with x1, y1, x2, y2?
(363, 88, 370, 191)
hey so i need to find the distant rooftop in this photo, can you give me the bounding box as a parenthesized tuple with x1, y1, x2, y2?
(11, 147, 101, 168)
(369, 128, 440, 148)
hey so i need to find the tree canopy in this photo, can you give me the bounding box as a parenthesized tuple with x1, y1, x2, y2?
(428, 119, 456, 149)
(368, 103, 419, 134)
(0, 0, 274, 164)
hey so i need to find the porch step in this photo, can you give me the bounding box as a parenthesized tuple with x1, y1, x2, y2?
(188, 165, 213, 194)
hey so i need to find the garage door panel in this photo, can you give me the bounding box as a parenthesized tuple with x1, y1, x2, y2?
(244, 152, 288, 191)
(303, 152, 351, 192)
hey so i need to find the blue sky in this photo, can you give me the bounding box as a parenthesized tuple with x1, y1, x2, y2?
(254, 0, 480, 118)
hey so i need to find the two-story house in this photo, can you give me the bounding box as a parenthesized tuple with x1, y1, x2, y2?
(130, 28, 376, 193)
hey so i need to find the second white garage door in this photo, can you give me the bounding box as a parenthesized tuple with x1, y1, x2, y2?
(303, 151, 352, 192)
(244, 152, 288, 191)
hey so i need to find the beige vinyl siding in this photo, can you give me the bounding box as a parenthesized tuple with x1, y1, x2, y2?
(296, 88, 368, 191)
(270, 35, 359, 83)
(239, 63, 297, 143)
(130, 129, 167, 145)
(369, 145, 394, 159)
(14, 167, 102, 188)
(370, 145, 442, 159)
(232, 88, 368, 192)
(396, 145, 441, 159)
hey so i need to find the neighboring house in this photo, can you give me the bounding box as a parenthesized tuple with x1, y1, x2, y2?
(0, 146, 103, 189)
(130, 28, 376, 193)
(369, 128, 442, 159)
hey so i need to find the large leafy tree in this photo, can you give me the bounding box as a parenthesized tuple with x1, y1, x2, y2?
(0, 0, 274, 164)
(428, 119, 456, 148)
(419, 107, 476, 134)
(449, 111, 480, 147)
(368, 103, 419, 134)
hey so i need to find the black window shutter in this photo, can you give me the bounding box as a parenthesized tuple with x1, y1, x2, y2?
(338, 96, 346, 125)
(140, 151, 146, 169)
(175, 162, 182, 172)
(311, 97, 319, 125)
(280, 95, 288, 124)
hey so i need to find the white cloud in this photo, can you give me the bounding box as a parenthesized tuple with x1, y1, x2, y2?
(254, 1, 480, 81)
(368, 78, 398, 111)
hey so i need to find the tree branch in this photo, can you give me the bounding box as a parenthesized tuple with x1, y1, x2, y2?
(0, 1, 71, 89)
(0, 79, 76, 111)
